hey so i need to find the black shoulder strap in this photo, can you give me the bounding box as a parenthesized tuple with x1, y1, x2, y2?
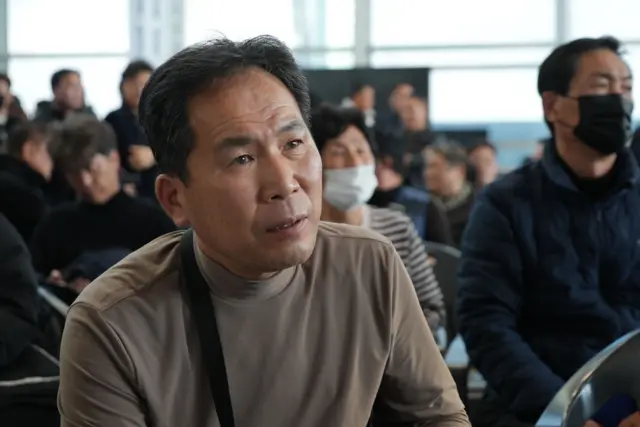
(179, 229, 236, 427)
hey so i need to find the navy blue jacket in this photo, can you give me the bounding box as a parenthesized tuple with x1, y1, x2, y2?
(457, 142, 640, 423)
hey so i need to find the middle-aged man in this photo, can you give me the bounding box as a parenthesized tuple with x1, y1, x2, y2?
(457, 36, 640, 427)
(57, 36, 469, 427)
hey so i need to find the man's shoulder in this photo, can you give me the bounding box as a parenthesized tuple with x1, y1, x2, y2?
(73, 231, 184, 312)
(482, 163, 538, 205)
(316, 221, 396, 257)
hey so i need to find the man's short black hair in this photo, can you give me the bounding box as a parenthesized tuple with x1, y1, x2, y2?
(138, 35, 310, 182)
(427, 139, 468, 167)
(53, 118, 117, 175)
(468, 140, 497, 155)
(351, 83, 371, 96)
(122, 60, 154, 82)
(310, 103, 376, 154)
(7, 121, 55, 158)
(51, 69, 79, 91)
(538, 36, 626, 132)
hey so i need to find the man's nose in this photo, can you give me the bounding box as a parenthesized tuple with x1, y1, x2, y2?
(259, 155, 299, 202)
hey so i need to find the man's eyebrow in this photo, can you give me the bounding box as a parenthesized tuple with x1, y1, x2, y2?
(589, 71, 633, 80)
(215, 136, 256, 152)
(277, 119, 307, 135)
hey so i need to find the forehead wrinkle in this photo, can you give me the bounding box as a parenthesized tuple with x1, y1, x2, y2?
(193, 102, 299, 143)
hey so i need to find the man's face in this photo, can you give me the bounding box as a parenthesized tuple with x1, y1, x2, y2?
(353, 86, 375, 111)
(0, 80, 9, 96)
(424, 150, 462, 195)
(159, 68, 322, 279)
(389, 84, 414, 111)
(123, 71, 152, 110)
(67, 151, 121, 204)
(469, 145, 498, 186)
(321, 125, 374, 170)
(543, 49, 633, 142)
(400, 98, 428, 131)
(55, 72, 85, 110)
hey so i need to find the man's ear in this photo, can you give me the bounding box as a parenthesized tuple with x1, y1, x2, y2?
(541, 91, 559, 123)
(156, 174, 189, 227)
(109, 149, 120, 165)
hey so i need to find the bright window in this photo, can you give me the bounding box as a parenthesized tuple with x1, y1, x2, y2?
(429, 68, 543, 124)
(183, 0, 298, 47)
(9, 57, 130, 119)
(184, 0, 354, 49)
(371, 47, 552, 68)
(371, 0, 556, 47)
(567, 0, 640, 41)
(323, 0, 355, 48)
(622, 45, 640, 119)
(295, 52, 356, 69)
(8, 0, 129, 54)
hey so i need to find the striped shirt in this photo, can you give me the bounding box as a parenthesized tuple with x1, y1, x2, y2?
(363, 205, 446, 330)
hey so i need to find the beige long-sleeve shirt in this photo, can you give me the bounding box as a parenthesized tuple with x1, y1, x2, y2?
(58, 222, 469, 427)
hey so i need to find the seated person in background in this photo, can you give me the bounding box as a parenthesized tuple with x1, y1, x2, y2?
(105, 60, 158, 200)
(0, 213, 42, 368)
(369, 138, 454, 245)
(0, 72, 27, 144)
(34, 69, 95, 124)
(398, 96, 433, 187)
(30, 118, 176, 287)
(468, 140, 500, 188)
(311, 104, 445, 331)
(378, 82, 414, 137)
(424, 141, 477, 247)
(457, 36, 640, 427)
(0, 122, 54, 241)
(341, 83, 376, 128)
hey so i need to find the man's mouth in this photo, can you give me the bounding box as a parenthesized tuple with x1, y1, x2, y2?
(267, 215, 307, 232)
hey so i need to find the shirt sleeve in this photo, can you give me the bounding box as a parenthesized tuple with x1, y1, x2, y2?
(375, 246, 470, 427)
(402, 219, 446, 331)
(59, 302, 147, 427)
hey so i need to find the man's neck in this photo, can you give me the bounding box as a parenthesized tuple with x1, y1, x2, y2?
(86, 185, 121, 205)
(556, 137, 617, 179)
(439, 180, 464, 199)
(320, 202, 364, 226)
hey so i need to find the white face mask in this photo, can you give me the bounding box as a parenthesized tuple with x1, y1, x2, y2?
(323, 164, 378, 212)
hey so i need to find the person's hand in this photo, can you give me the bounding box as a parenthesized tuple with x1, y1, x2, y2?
(585, 411, 640, 427)
(128, 145, 155, 171)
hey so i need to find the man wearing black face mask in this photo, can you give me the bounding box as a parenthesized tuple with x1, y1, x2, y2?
(457, 36, 640, 427)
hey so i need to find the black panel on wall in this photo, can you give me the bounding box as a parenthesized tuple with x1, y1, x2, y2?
(304, 68, 430, 118)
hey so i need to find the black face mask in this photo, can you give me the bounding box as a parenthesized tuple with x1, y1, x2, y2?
(573, 94, 633, 155)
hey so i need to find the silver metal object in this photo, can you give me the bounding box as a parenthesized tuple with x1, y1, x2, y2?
(536, 329, 640, 427)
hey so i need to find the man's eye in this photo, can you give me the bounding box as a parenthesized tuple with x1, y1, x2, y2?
(285, 140, 304, 150)
(233, 155, 254, 165)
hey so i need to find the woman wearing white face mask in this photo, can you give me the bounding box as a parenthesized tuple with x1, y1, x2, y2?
(310, 104, 446, 332)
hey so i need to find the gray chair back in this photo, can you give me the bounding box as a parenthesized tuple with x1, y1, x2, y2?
(423, 241, 461, 347)
(536, 329, 640, 427)
(38, 286, 69, 318)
